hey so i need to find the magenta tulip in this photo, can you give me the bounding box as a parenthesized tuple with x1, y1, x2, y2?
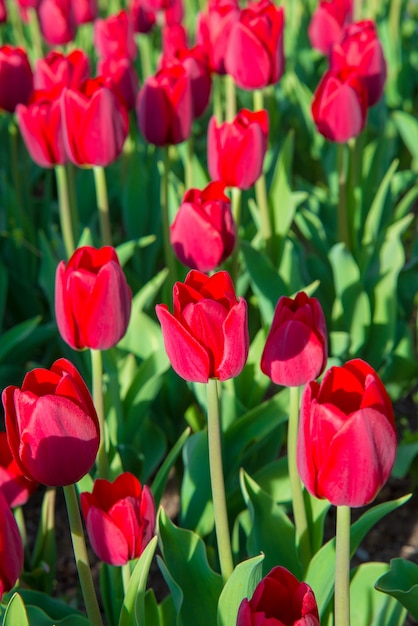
(71, 0, 97, 24)
(97, 55, 139, 111)
(37, 0, 76, 45)
(196, 0, 240, 74)
(0, 46, 33, 113)
(34, 49, 90, 91)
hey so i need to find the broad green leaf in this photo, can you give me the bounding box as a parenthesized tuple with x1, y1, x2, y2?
(0, 316, 41, 362)
(217, 554, 264, 626)
(116, 236, 156, 267)
(392, 110, 418, 168)
(152, 427, 190, 507)
(100, 563, 124, 626)
(268, 132, 295, 242)
(118, 309, 167, 361)
(119, 535, 158, 626)
(375, 558, 418, 620)
(392, 442, 418, 479)
(180, 431, 213, 536)
(1, 590, 89, 624)
(2, 593, 29, 626)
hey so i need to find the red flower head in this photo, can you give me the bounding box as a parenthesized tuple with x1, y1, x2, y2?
(308, 0, 352, 55)
(0, 46, 33, 113)
(0, 0, 7, 23)
(37, 0, 76, 46)
(196, 0, 240, 74)
(0, 432, 38, 508)
(97, 56, 139, 111)
(71, 0, 97, 24)
(34, 49, 90, 92)
(94, 10, 137, 61)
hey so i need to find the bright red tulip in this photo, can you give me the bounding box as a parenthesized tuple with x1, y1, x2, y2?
(196, 0, 240, 74)
(0, 46, 33, 113)
(162, 24, 188, 57)
(0, 432, 38, 508)
(0, 491, 24, 597)
(34, 50, 90, 91)
(237, 566, 320, 626)
(330, 20, 386, 106)
(37, 0, 76, 45)
(80, 472, 155, 566)
(308, 0, 352, 55)
(55, 246, 132, 351)
(170, 181, 235, 272)
(261, 292, 328, 387)
(97, 56, 139, 111)
(94, 10, 137, 61)
(163, 0, 184, 26)
(156, 270, 248, 383)
(2, 359, 100, 486)
(297, 358, 397, 507)
(71, 0, 97, 24)
(208, 109, 269, 189)
(225, 0, 285, 90)
(311, 68, 368, 142)
(136, 63, 192, 146)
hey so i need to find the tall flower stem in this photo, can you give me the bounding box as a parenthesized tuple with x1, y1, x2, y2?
(206, 378, 234, 582)
(91, 349, 109, 480)
(288, 386, 311, 571)
(335, 505, 351, 626)
(253, 89, 272, 252)
(93, 166, 112, 247)
(185, 134, 194, 189)
(213, 75, 223, 122)
(337, 143, 350, 251)
(161, 146, 177, 295)
(230, 187, 242, 285)
(27, 8, 44, 60)
(66, 162, 80, 245)
(55, 164, 76, 258)
(225, 75, 236, 122)
(122, 563, 131, 595)
(63, 484, 104, 626)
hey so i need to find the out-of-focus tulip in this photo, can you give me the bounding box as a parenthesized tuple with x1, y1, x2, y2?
(55, 246, 132, 350)
(71, 0, 97, 24)
(196, 0, 240, 74)
(61, 76, 129, 166)
(225, 0, 285, 90)
(97, 56, 139, 111)
(37, 0, 76, 46)
(0, 491, 24, 597)
(80, 472, 156, 566)
(137, 63, 192, 145)
(2, 359, 100, 486)
(308, 0, 352, 55)
(208, 109, 269, 189)
(330, 20, 386, 106)
(297, 358, 397, 507)
(34, 49, 90, 92)
(260, 292, 328, 387)
(156, 270, 248, 382)
(0, 46, 33, 113)
(16, 0, 39, 22)
(129, 0, 156, 34)
(0, 0, 7, 23)
(94, 10, 137, 61)
(0, 432, 38, 508)
(170, 181, 235, 272)
(163, 0, 183, 27)
(311, 68, 368, 142)
(162, 24, 188, 57)
(237, 566, 320, 626)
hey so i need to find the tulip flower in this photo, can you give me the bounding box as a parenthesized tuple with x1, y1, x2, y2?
(156, 270, 248, 382)
(0, 432, 38, 508)
(297, 358, 397, 507)
(2, 358, 100, 486)
(311, 68, 368, 142)
(237, 566, 320, 625)
(55, 245, 132, 350)
(196, 0, 240, 74)
(0, 46, 33, 113)
(162, 24, 188, 57)
(72, 0, 97, 25)
(308, 0, 352, 55)
(94, 10, 137, 62)
(225, 0, 285, 90)
(208, 109, 269, 189)
(37, 0, 76, 45)
(0, 0, 7, 23)
(330, 20, 387, 106)
(97, 55, 139, 111)
(163, 0, 184, 26)
(80, 472, 156, 566)
(0, 491, 24, 597)
(34, 49, 90, 92)
(129, 0, 156, 34)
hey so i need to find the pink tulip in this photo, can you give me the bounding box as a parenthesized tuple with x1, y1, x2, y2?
(37, 0, 76, 45)
(94, 10, 137, 61)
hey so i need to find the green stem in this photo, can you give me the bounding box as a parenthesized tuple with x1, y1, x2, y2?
(93, 166, 112, 247)
(337, 143, 350, 250)
(230, 187, 242, 285)
(213, 75, 223, 123)
(63, 484, 104, 626)
(137, 33, 153, 81)
(352, 0, 362, 21)
(121, 562, 131, 595)
(26, 8, 44, 60)
(66, 162, 80, 246)
(161, 146, 177, 296)
(206, 379, 234, 582)
(91, 349, 109, 479)
(55, 164, 76, 258)
(335, 505, 351, 626)
(13, 506, 27, 552)
(225, 74, 236, 122)
(185, 134, 194, 189)
(253, 90, 272, 252)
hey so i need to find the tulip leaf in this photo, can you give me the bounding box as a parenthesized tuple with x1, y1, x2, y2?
(116, 236, 157, 267)
(217, 554, 264, 626)
(1, 591, 90, 625)
(100, 563, 124, 626)
(180, 431, 213, 537)
(152, 427, 191, 507)
(0, 315, 41, 362)
(2, 593, 29, 626)
(375, 558, 418, 620)
(0, 261, 8, 332)
(392, 110, 418, 168)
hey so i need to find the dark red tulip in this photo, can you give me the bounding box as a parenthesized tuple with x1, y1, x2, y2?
(0, 491, 24, 597)
(0, 432, 38, 508)
(129, 0, 156, 34)
(0, 46, 33, 113)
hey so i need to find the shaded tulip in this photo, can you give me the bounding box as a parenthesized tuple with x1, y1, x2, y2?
(297, 358, 397, 507)
(225, 0, 285, 90)
(37, 0, 76, 45)
(34, 49, 90, 91)
(94, 10, 137, 61)
(137, 63, 192, 146)
(208, 108, 269, 189)
(170, 181, 235, 271)
(311, 68, 368, 142)
(0, 491, 24, 597)
(0, 0, 7, 23)
(237, 566, 320, 626)
(129, 0, 156, 34)
(308, 0, 352, 55)
(0, 432, 38, 508)
(98, 56, 139, 110)
(261, 292, 328, 387)
(71, 0, 97, 24)
(80, 472, 155, 566)
(196, 0, 240, 74)
(156, 270, 248, 382)
(0, 46, 33, 113)
(2, 358, 100, 486)
(330, 20, 386, 106)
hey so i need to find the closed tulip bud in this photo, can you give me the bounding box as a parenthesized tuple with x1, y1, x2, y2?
(308, 0, 352, 55)
(0, 491, 24, 597)
(94, 10, 137, 62)
(156, 270, 248, 382)
(170, 181, 235, 272)
(261, 292, 328, 387)
(34, 50, 90, 92)
(129, 0, 156, 34)
(196, 0, 240, 74)
(137, 63, 192, 146)
(297, 358, 397, 507)
(2, 358, 100, 486)
(0, 46, 33, 113)
(330, 20, 386, 106)
(311, 68, 368, 142)
(237, 566, 320, 626)
(208, 109, 269, 189)
(71, 0, 97, 25)
(225, 0, 285, 90)
(38, 0, 76, 46)
(0, 432, 38, 508)
(55, 246, 132, 351)
(97, 56, 139, 111)
(80, 472, 155, 566)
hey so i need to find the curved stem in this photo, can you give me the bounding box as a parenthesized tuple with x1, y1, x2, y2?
(55, 164, 76, 258)
(93, 166, 112, 247)
(91, 348, 109, 479)
(335, 505, 351, 626)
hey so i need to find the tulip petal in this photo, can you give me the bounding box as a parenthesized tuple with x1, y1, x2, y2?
(217, 298, 249, 380)
(226, 22, 272, 89)
(85, 506, 129, 565)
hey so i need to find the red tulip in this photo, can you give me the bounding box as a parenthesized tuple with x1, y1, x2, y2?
(37, 0, 76, 45)
(0, 432, 38, 508)
(308, 0, 352, 55)
(330, 20, 387, 106)
(0, 491, 24, 597)
(170, 181, 235, 272)
(34, 50, 90, 91)
(260, 292, 328, 387)
(297, 358, 397, 507)
(61, 77, 129, 166)
(55, 246, 132, 350)
(2, 358, 100, 486)
(94, 10, 137, 61)
(208, 109, 269, 189)
(225, 0, 285, 90)
(196, 0, 240, 74)
(129, 0, 156, 34)
(163, 0, 184, 26)
(71, 0, 97, 24)
(162, 24, 188, 57)
(97, 56, 139, 111)
(136, 63, 192, 146)
(156, 270, 248, 382)
(237, 566, 320, 626)
(0, 46, 33, 113)
(80, 472, 155, 566)
(311, 68, 368, 142)
(0, 0, 7, 23)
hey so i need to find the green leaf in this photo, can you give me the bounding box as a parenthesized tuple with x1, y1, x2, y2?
(0, 316, 41, 362)
(180, 431, 213, 537)
(100, 564, 124, 626)
(2, 593, 29, 626)
(392, 110, 418, 168)
(268, 133, 295, 245)
(119, 535, 158, 626)
(375, 558, 418, 620)
(0, 261, 8, 332)
(217, 554, 264, 626)
(392, 442, 418, 479)
(116, 236, 157, 267)
(29, 487, 56, 594)
(1, 590, 89, 625)
(152, 427, 190, 507)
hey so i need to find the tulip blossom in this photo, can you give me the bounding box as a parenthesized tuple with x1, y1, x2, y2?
(55, 245, 132, 351)
(34, 49, 90, 92)
(196, 0, 240, 74)
(208, 109, 269, 189)
(0, 0, 7, 23)
(170, 181, 235, 272)
(162, 24, 188, 57)
(237, 566, 320, 625)
(0, 46, 33, 113)
(308, 0, 352, 55)
(71, 0, 97, 24)
(225, 0, 285, 90)
(0, 491, 24, 597)
(94, 10, 137, 62)
(156, 270, 248, 382)
(2, 358, 100, 486)
(0, 432, 38, 508)
(97, 56, 139, 111)
(261, 292, 328, 387)
(37, 0, 76, 45)
(80, 472, 156, 566)
(297, 358, 397, 507)
(129, 0, 156, 33)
